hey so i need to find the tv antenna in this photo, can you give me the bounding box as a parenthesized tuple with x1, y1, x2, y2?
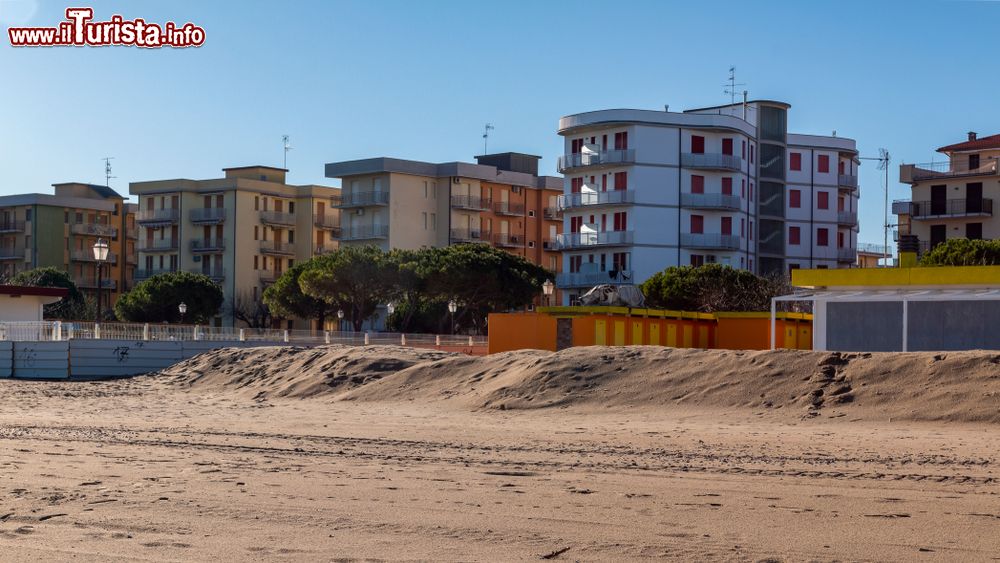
(102, 157, 115, 187)
(861, 148, 892, 266)
(282, 135, 293, 169)
(723, 66, 747, 105)
(482, 123, 494, 154)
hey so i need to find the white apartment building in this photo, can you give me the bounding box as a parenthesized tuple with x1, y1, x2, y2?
(556, 101, 860, 303)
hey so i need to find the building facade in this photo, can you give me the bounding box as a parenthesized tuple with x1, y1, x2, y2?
(556, 101, 860, 304)
(325, 152, 563, 278)
(0, 183, 137, 310)
(895, 132, 1000, 253)
(129, 166, 341, 328)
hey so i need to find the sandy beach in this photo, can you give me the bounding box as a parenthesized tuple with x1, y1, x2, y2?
(1, 345, 999, 561)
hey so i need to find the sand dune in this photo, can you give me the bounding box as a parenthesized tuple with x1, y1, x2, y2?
(162, 344, 1000, 423)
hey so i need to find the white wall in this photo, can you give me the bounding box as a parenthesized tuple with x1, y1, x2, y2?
(0, 295, 55, 322)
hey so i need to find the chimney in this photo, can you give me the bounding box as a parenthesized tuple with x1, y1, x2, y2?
(969, 131, 978, 141)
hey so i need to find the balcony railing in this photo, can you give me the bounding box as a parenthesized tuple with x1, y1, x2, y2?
(451, 195, 491, 211)
(0, 249, 24, 260)
(450, 229, 490, 243)
(680, 233, 741, 250)
(74, 277, 117, 290)
(492, 233, 525, 248)
(189, 268, 226, 281)
(557, 149, 636, 173)
(70, 249, 117, 263)
(137, 209, 179, 224)
(134, 268, 177, 280)
(138, 239, 179, 252)
(857, 242, 891, 256)
(259, 240, 295, 255)
(904, 159, 1000, 182)
(259, 211, 296, 226)
(70, 223, 118, 237)
(339, 225, 389, 241)
(680, 192, 742, 211)
(837, 247, 857, 262)
(543, 206, 561, 220)
(893, 198, 993, 219)
(837, 211, 858, 225)
(838, 174, 859, 190)
(557, 270, 635, 288)
(314, 214, 341, 231)
(555, 230, 633, 249)
(558, 190, 634, 210)
(126, 227, 138, 239)
(492, 201, 525, 216)
(314, 242, 338, 255)
(259, 271, 280, 285)
(190, 238, 227, 252)
(190, 208, 227, 223)
(334, 191, 390, 208)
(0, 221, 25, 234)
(681, 153, 743, 172)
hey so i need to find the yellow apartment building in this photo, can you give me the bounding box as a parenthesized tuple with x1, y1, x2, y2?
(130, 166, 341, 329)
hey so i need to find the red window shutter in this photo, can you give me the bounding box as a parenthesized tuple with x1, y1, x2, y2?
(742, 140, 746, 159)
(722, 177, 733, 195)
(621, 213, 627, 231)
(838, 231, 845, 248)
(571, 217, 582, 233)
(741, 179, 746, 198)
(750, 145, 754, 163)
(790, 152, 801, 171)
(722, 138, 733, 156)
(601, 214, 607, 231)
(601, 174, 607, 191)
(817, 228, 829, 246)
(614, 172, 627, 191)
(750, 220, 754, 241)
(818, 191, 829, 210)
(691, 135, 705, 154)
(691, 175, 705, 194)
(614, 132, 628, 150)
(571, 177, 583, 193)
(818, 155, 830, 173)
(721, 217, 732, 235)
(691, 215, 704, 234)
(741, 218, 745, 237)
(571, 139, 582, 154)
(838, 160, 845, 175)
(749, 183, 753, 201)
(790, 189, 801, 208)
(789, 226, 800, 245)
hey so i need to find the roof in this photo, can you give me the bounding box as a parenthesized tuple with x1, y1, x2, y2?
(222, 165, 289, 172)
(683, 99, 792, 113)
(937, 133, 1000, 153)
(51, 183, 124, 199)
(0, 285, 69, 298)
(792, 265, 1000, 289)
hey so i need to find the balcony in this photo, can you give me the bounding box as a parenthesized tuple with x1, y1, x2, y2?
(451, 195, 491, 211)
(126, 227, 138, 239)
(543, 206, 561, 220)
(837, 247, 857, 263)
(339, 225, 389, 241)
(0, 249, 24, 260)
(838, 174, 859, 191)
(681, 153, 743, 172)
(450, 229, 490, 243)
(555, 230, 633, 250)
(680, 233, 741, 250)
(190, 238, 226, 253)
(837, 211, 858, 226)
(0, 221, 25, 234)
(137, 209, 179, 225)
(334, 191, 390, 208)
(680, 192, 741, 211)
(557, 270, 635, 288)
(259, 240, 295, 256)
(492, 233, 525, 248)
(314, 213, 341, 233)
(259, 271, 280, 285)
(138, 239, 179, 252)
(901, 159, 1000, 183)
(189, 268, 225, 282)
(492, 201, 525, 216)
(190, 208, 227, 224)
(542, 239, 557, 251)
(893, 198, 993, 220)
(259, 211, 296, 227)
(557, 149, 636, 173)
(74, 277, 117, 290)
(558, 190, 634, 210)
(70, 223, 118, 237)
(314, 242, 338, 255)
(134, 268, 177, 280)
(70, 249, 118, 263)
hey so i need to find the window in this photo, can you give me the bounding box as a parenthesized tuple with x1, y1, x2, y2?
(254, 196, 259, 211)
(614, 172, 627, 191)
(742, 140, 747, 159)
(817, 191, 829, 210)
(570, 216, 583, 233)
(288, 230, 295, 244)
(691, 175, 704, 194)
(722, 138, 733, 156)
(817, 228, 829, 246)
(750, 220, 754, 241)
(570, 255, 582, 273)
(64, 211, 69, 223)
(430, 213, 436, 230)
(691, 135, 705, 154)
(789, 226, 801, 245)
(528, 210, 535, 217)
(721, 216, 732, 236)
(690, 215, 704, 234)
(613, 212, 627, 231)
(571, 177, 583, 193)
(424, 181, 429, 198)
(690, 254, 704, 267)
(968, 222, 984, 240)
(614, 131, 628, 150)
(528, 241, 535, 248)
(837, 231, 845, 248)
(571, 139, 584, 154)
(838, 160, 845, 175)
(790, 152, 802, 171)
(749, 182, 754, 201)
(289, 202, 295, 214)
(422, 212, 428, 230)
(721, 177, 733, 195)
(789, 190, 801, 208)
(25, 209, 31, 221)
(254, 256, 259, 270)
(254, 226, 259, 240)
(750, 144, 754, 164)
(818, 154, 830, 173)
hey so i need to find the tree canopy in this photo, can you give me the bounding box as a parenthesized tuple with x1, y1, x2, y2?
(920, 238, 1000, 266)
(263, 261, 340, 328)
(298, 246, 401, 332)
(114, 271, 223, 323)
(640, 264, 790, 313)
(9, 267, 86, 320)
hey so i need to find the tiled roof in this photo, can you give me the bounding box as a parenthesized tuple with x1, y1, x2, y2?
(937, 134, 1000, 153)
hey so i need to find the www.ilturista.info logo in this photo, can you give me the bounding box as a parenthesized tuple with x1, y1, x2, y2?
(8, 7, 205, 48)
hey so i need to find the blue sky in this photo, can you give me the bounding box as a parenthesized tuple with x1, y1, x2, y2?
(2, 0, 998, 245)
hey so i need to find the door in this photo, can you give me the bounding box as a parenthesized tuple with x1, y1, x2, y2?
(613, 321, 625, 345)
(930, 185, 947, 215)
(930, 224, 947, 249)
(967, 222, 983, 240)
(970, 154, 980, 171)
(666, 324, 677, 347)
(967, 183, 983, 214)
(594, 320, 606, 345)
(649, 323, 661, 345)
(631, 321, 643, 345)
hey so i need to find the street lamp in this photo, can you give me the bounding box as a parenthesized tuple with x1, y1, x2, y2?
(542, 279, 554, 306)
(92, 238, 109, 322)
(178, 302, 187, 324)
(337, 309, 345, 332)
(448, 300, 457, 335)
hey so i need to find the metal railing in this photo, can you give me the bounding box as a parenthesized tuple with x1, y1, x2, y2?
(0, 249, 24, 260)
(857, 243, 891, 256)
(680, 233, 741, 250)
(126, 227, 138, 239)
(259, 240, 295, 255)
(492, 233, 525, 247)
(314, 242, 338, 255)
(70, 249, 118, 263)
(557, 149, 635, 172)
(189, 268, 225, 281)
(450, 229, 489, 243)
(137, 209, 179, 223)
(138, 239, 180, 252)
(838, 174, 859, 189)
(557, 269, 635, 288)
(334, 191, 390, 207)
(450, 195, 491, 210)
(134, 268, 177, 280)
(0, 221, 25, 233)
(907, 159, 999, 181)
(681, 153, 743, 171)
(558, 190, 634, 210)
(492, 201, 525, 215)
(190, 238, 227, 252)
(259, 211, 296, 226)
(680, 192, 741, 210)
(895, 198, 993, 219)
(837, 247, 857, 262)
(190, 208, 227, 223)
(837, 211, 858, 225)
(70, 223, 118, 237)
(555, 230, 633, 249)
(259, 271, 280, 285)
(543, 206, 561, 219)
(339, 225, 389, 241)
(73, 277, 117, 290)
(314, 214, 341, 230)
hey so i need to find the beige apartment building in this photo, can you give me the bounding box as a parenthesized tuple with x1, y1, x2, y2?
(896, 132, 1000, 253)
(0, 183, 137, 311)
(324, 152, 562, 280)
(130, 166, 341, 328)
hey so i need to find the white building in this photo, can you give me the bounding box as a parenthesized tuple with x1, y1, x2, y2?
(556, 101, 860, 304)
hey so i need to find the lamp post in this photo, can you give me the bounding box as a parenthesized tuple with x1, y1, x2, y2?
(542, 279, 554, 307)
(337, 309, 345, 332)
(448, 300, 457, 335)
(178, 302, 187, 324)
(385, 302, 395, 331)
(92, 238, 109, 322)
